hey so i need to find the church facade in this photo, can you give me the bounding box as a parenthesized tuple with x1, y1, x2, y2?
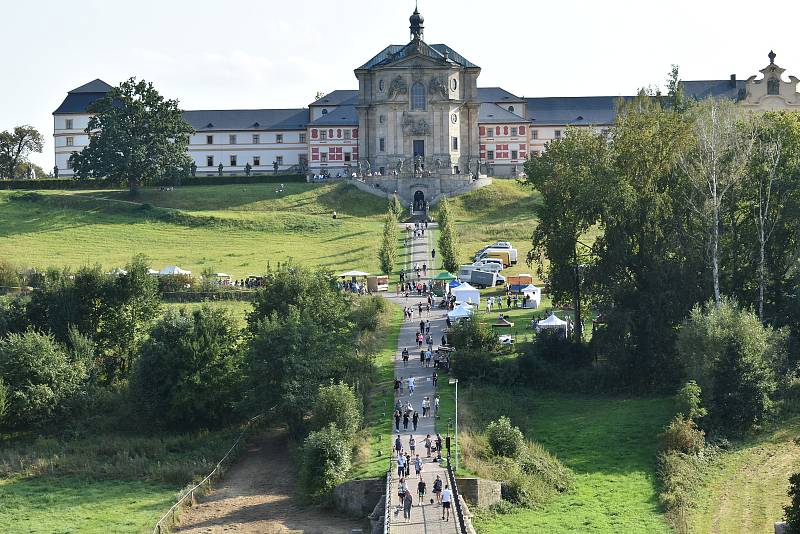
(53, 7, 800, 202)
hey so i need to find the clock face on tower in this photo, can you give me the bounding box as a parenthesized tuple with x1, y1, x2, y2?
(451, 113, 458, 124)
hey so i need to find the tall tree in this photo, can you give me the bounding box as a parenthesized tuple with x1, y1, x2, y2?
(437, 197, 459, 273)
(665, 64, 691, 114)
(525, 127, 608, 341)
(747, 112, 800, 321)
(681, 98, 756, 307)
(70, 78, 193, 193)
(0, 126, 43, 180)
(378, 210, 398, 275)
(591, 95, 697, 390)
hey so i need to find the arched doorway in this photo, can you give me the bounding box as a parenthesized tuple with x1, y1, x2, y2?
(413, 190, 425, 212)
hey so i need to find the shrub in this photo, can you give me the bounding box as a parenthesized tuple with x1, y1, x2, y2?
(351, 295, 387, 332)
(130, 306, 243, 430)
(785, 472, 800, 533)
(677, 298, 786, 436)
(311, 382, 362, 436)
(658, 450, 708, 534)
(0, 260, 19, 290)
(0, 329, 87, 429)
(299, 424, 352, 502)
(675, 380, 707, 421)
(486, 416, 525, 458)
(660, 415, 705, 454)
(450, 316, 498, 352)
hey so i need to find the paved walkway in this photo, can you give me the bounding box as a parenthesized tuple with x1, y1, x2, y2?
(385, 222, 460, 534)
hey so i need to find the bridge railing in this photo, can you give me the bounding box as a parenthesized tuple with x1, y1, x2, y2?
(384, 466, 393, 534)
(447, 459, 471, 534)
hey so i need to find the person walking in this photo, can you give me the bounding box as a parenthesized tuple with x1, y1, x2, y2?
(432, 372, 438, 388)
(442, 484, 453, 521)
(425, 434, 432, 457)
(412, 411, 419, 431)
(394, 377, 400, 395)
(398, 476, 408, 506)
(414, 454, 424, 480)
(417, 478, 427, 506)
(422, 397, 429, 417)
(395, 434, 403, 457)
(403, 411, 409, 430)
(408, 375, 415, 395)
(434, 395, 440, 416)
(397, 454, 406, 478)
(433, 475, 443, 504)
(405, 452, 412, 476)
(409, 435, 416, 455)
(402, 348, 409, 367)
(403, 491, 413, 522)
(436, 433, 443, 455)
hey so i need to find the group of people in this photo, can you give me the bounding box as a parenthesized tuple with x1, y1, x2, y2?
(394, 433, 454, 522)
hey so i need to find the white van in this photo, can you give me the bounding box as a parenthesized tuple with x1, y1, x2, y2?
(457, 264, 478, 281)
(470, 260, 503, 273)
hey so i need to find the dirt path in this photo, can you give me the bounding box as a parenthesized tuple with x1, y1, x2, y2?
(173, 429, 363, 534)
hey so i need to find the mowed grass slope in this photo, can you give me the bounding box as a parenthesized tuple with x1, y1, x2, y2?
(0, 476, 175, 534)
(442, 179, 541, 277)
(0, 183, 388, 276)
(458, 387, 674, 534)
(688, 417, 800, 534)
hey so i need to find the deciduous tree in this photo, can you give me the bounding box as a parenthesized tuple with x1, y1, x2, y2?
(70, 78, 193, 193)
(0, 125, 44, 180)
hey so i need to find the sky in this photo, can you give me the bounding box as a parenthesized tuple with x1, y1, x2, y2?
(3, 0, 800, 170)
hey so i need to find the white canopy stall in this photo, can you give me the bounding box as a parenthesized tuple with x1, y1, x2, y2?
(536, 313, 568, 336)
(451, 282, 481, 307)
(159, 265, 192, 276)
(447, 303, 474, 321)
(520, 284, 541, 308)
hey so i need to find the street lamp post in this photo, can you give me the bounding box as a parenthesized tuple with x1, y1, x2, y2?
(449, 378, 459, 472)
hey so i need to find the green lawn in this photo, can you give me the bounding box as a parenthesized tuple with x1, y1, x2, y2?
(0, 475, 175, 534)
(0, 183, 388, 278)
(349, 303, 404, 480)
(454, 386, 674, 534)
(688, 417, 800, 534)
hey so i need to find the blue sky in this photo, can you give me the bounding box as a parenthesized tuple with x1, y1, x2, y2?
(3, 0, 799, 169)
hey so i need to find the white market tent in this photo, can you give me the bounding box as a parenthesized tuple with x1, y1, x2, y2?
(147, 268, 159, 276)
(159, 265, 192, 276)
(451, 282, 480, 307)
(447, 303, 474, 321)
(520, 284, 541, 308)
(338, 270, 370, 278)
(537, 313, 568, 334)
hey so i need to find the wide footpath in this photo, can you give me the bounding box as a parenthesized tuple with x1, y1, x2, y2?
(384, 220, 460, 534)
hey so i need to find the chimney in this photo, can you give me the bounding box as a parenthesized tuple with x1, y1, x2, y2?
(730, 74, 736, 88)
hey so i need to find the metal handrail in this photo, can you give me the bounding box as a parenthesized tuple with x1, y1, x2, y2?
(384, 467, 393, 534)
(447, 459, 469, 534)
(152, 413, 264, 534)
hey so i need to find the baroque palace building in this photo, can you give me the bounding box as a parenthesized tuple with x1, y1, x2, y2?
(53, 8, 800, 202)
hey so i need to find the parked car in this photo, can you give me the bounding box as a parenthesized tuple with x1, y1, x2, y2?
(474, 249, 511, 267)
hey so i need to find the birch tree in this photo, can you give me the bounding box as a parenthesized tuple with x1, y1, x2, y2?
(682, 99, 756, 307)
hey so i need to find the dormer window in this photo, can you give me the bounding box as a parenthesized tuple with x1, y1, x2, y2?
(768, 78, 779, 96)
(322, 109, 328, 115)
(508, 106, 514, 113)
(411, 82, 426, 110)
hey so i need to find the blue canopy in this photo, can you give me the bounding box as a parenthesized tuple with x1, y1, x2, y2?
(449, 280, 462, 288)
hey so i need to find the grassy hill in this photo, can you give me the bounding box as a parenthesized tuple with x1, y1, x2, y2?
(0, 183, 389, 277)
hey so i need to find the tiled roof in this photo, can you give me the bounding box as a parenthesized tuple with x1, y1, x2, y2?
(69, 79, 114, 94)
(310, 90, 358, 107)
(182, 109, 310, 131)
(53, 79, 114, 114)
(478, 103, 527, 123)
(478, 87, 524, 103)
(357, 41, 478, 70)
(526, 96, 634, 126)
(681, 80, 746, 101)
(308, 105, 358, 126)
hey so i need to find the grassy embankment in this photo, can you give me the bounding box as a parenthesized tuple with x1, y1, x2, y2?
(0, 182, 388, 278)
(0, 429, 243, 533)
(686, 417, 800, 534)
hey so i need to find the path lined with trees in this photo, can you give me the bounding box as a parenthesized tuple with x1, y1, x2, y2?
(386, 221, 461, 533)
